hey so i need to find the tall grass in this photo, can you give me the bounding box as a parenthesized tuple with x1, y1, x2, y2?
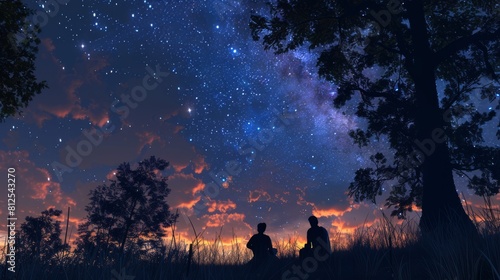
(1, 203, 499, 280)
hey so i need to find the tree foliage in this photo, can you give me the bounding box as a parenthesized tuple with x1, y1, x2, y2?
(18, 208, 69, 263)
(0, 0, 47, 122)
(76, 156, 178, 260)
(251, 1, 499, 223)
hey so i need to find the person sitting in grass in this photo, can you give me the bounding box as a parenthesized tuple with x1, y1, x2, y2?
(307, 215, 332, 255)
(247, 222, 274, 265)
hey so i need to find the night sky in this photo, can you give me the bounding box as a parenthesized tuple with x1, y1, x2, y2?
(1, 0, 497, 247)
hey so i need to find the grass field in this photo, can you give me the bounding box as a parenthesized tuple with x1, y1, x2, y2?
(2, 205, 499, 280)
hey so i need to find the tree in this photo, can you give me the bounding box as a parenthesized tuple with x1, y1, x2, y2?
(0, 0, 47, 122)
(18, 208, 69, 263)
(76, 156, 178, 259)
(250, 1, 499, 235)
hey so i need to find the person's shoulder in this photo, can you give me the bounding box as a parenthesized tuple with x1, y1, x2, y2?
(308, 227, 319, 236)
(319, 226, 329, 235)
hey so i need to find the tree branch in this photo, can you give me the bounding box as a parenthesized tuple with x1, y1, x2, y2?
(475, 41, 500, 82)
(433, 28, 500, 67)
(375, 42, 404, 55)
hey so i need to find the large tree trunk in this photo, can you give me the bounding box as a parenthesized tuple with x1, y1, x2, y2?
(406, 1, 477, 236)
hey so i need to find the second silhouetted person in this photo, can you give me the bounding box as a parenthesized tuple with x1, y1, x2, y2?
(247, 222, 273, 264)
(307, 215, 332, 255)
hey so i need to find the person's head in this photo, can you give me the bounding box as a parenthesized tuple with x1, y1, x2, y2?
(308, 216, 319, 227)
(257, 223, 266, 233)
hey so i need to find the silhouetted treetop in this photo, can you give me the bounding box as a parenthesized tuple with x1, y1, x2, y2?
(76, 156, 178, 259)
(0, 0, 47, 122)
(19, 208, 69, 263)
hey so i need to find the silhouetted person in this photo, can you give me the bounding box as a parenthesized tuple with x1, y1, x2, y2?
(307, 216, 331, 255)
(247, 223, 273, 265)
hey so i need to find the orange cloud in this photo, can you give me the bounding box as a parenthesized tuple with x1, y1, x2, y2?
(275, 193, 288, 204)
(248, 189, 271, 203)
(44, 79, 83, 118)
(193, 154, 207, 174)
(331, 219, 362, 235)
(36, 78, 110, 127)
(31, 180, 62, 202)
(168, 173, 205, 196)
(137, 131, 161, 153)
(192, 182, 205, 195)
(313, 205, 354, 218)
(202, 213, 245, 228)
(0, 150, 80, 231)
(170, 151, 207, 174)
(25, 40, 111, 128)
(0, 152, 65, 203)
(31, 112, 52, 128)
(176, 197, 202, 209)
(171, 163, 188, 173)
(295, 186, 315, 207)
(167, 173, 205, 212)
(206, 199, 237, 213)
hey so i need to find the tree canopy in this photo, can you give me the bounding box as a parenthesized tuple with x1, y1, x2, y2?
(250, 0, 499, 233)
(76, 156, 178, 259)
(18, 208, 69, 263)
(0, 0, 47, 122)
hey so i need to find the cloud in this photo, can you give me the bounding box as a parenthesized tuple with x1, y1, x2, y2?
(30, 169, 63, 203)
(191, 181, 205, 195)
(168, 173, 204, 210)
(52, 117, 207, 174)
(137, 131, 161, 153)
(274, 192, 289, 204)
(295, 186, 315, 207)
(312, 204, 355, 218)
(169, 146, 207, 174)
(41, 38, 56, 52)
(0, 150, 78, 240)
(193, 154, 208, 174)
(248, 189, 272, 203)
(330, 219, 361, 235)
(206, 199, 237, 213)
(326, 202, 380, 234)
(35, 77, 110, 127)
(0, 151, 68, 206)
(27, 40, 111, 127)
(202, 213, 246, 228)
(176, 198, 202, 209)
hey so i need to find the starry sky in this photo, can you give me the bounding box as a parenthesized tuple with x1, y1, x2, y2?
(1, 0, 498, 247)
